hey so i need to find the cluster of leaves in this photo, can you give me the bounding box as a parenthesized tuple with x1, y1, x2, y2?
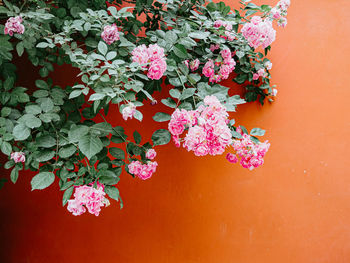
(0, 0, 276, 209)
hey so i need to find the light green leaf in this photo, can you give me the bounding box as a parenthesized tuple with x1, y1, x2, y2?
(153, 112, 171, 122)
(152, 129, 171, 146)
(98, 41, 108, 56)
(78, 134, 103, 160)
(13, 124, 30, 141)
(31, 172, 55, 190)
(109, 147, 125, 159)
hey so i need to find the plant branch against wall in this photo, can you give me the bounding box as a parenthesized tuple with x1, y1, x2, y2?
(0, 0, 290, 216)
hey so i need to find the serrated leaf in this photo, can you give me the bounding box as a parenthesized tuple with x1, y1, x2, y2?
(109, 147, 125, 159)
(133, 131, 141, 144)
(68, 125, 89, 142)
(153, 112, 171, 122)
(13, 124, 30, 140)
(152, 129, 171, 146)
(31, 172, 55, 190)
(250, 128, 266, 136)
(78, 134, 103, 160)
(105, 185, 120, 201)
(62, 186, 74, 206)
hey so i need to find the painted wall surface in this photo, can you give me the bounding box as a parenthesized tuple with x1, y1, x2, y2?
(1, 0, 350, 262)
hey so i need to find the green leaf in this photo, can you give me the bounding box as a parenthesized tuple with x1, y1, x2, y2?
(152, 129, 171, 146)
(40, 98, 54, 112)
(36, 42, 49, 48)
(98, 41, 108, 56)
(62, 186, 74, 206)
(133, 130, 142, 144)
(98, 170, 120, 185)
(105, 185, 120, 201)
(1, 107, 11, 117)
(1, 141, 11, 155)
(169, 89, 181, 99)
(31, 172, 55, 190)
(250, 128, 266, 136)
(59, 145, 76, 158)
(109, 147, 125, 159)
(78, 134, 103, 160)
(153, 112, 171, 122)
(13, 124, 30, 140)
(161, 98, 176, 108)
(36, 135, 56, 148)
(173, 44, 188, 59)
(36, 150, 55, 162)
(189, 31, 210, 39)
(16, 42, 24, 56)
(68, 125, 90, 142)
(25, 115, 42, 129)
(35, 80, 48, 89)
(180, 88, 196, 100)
(10, 167, 19, 184)
(25, 105, 42, 115)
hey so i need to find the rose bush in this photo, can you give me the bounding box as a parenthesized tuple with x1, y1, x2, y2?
(0, 0, 289, 216)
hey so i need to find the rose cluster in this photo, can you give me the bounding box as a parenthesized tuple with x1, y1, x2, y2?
(202, 48, 236, 83)
(226, 127, 270, 170)
(241, 16, 276, 49)
(128, 149, 158, 180)
(213, 20, 235, 41)
(168, 95, 232, 156)
(131, 44, 167, 80)
(4, 16, 25, 36)
(101, 23, 120, 45)
(184, 59, 200, 72)
(270, 0, 291, 27)
(67, 182, 110, 216)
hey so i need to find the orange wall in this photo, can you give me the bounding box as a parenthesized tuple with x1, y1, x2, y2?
(1, 0, 350, 262)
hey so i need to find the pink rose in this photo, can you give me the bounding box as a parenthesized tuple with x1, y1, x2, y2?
(257, 68, 266, 77)
(277, 17, 288, 28)
(270, 8, 281, 19)
(168, 121, 185, 136)
(67, 199, 86, 216)
(122, 103, 136, 120)
(147, 44, 165, 62)
(146, 149, 157, 160)
(226, 153, 238, 163)
(11, 152, 25, 163)
(210, 44, 220, 52)
(220, 48, 232, 60)
(4, 16, 25, 36)
(190, 59, 200, 71)
(147, 59, 167, 80)
(253, 73, 259, 80)
(202, 60, 214, 78)
(101, 24, 119, 45)
(219, 64, 231, 80)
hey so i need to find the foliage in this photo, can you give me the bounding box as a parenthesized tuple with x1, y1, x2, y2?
(0, 0, 289, 215)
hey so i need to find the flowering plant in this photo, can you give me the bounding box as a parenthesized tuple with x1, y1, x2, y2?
(0, 0, 290, 216)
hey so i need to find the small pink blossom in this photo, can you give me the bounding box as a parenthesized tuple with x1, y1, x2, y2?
(189, 59, 200, 71)
(257, 68, 266, 77)
(220, 48, 232, 60)
(264, 61, 273, 70)
(122, 103, 136, 120)
(147, 44, 165, 62)
(202, 59, 214, 78)
(184, 60, 189, 68)
(270, 7, 281, 19)
(4, 16, 25, 36)
(146, 149, 157, 160)
(128, 160, 158, 180)
(101, 24, 119, 45)
(219, 64, 231, 80)
(11, 152, 25, 163)
(253, 73, 259, 80)
(210, 44, 220, 52)
(226, 153, 238, 163)
(278, 0, 291, 11)
(277, 17, 288, 28)
(131, 44, 149, 66)
(272, 88, 278, 96)
(147, 59, 167, 80)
